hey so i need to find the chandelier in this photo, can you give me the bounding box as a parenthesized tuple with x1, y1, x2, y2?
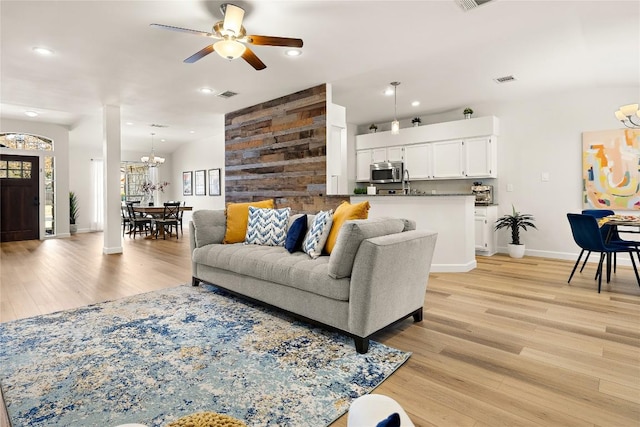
(141, 132, 165, 167)
(614, 104, 640, 129)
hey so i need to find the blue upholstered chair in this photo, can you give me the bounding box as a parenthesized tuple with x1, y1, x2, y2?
(581, 209, 640, 272)
(567, 213, 640, 292)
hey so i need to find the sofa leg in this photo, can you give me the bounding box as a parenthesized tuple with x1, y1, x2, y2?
(191, 277, 200, 287)
(413, 307, 423, 322)
(354, 337, 370, 354)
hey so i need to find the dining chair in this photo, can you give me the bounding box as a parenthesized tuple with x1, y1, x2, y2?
(177, 201, 185, 235)
(581, 209, 640, 272)
(125, 203, 152, 239)
(154, 202, 180, 239)
(121, 205, 132, 237)
(566, 213, 640, 292)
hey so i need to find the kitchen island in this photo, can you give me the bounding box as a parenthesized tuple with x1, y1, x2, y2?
(351, 194, 476, 272)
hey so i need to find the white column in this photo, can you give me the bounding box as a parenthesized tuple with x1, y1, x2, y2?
(102, 105, 123, 254)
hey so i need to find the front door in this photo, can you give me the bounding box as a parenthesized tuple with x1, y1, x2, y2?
(0, 155, 40, 242)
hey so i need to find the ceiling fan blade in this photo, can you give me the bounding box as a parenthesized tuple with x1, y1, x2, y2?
(150, 23, 215, 38)
(242, 47, 266, 71)
(222, 4, 245, 36)
(246, 35, 303, 48)
(184, 45, 215, 63)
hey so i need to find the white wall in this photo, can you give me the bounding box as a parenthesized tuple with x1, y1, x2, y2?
(170, 119, 226, 225)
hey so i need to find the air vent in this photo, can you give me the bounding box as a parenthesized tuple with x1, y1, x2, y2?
(150, 123, 169, 128)
(217, 90, 238, 99)
(493, 75, 517, 84)
(455, 0, 494, 11)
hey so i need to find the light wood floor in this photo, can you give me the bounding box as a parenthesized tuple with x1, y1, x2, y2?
(1, 232, 639, 426)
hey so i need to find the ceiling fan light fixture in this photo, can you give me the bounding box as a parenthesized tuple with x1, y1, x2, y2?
(214, 39, 246, 60)
(285, 49, 302, 57)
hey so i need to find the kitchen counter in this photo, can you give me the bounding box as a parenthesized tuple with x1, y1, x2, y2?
(352, 194, 476, 272)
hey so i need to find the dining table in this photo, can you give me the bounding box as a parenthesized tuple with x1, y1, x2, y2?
(132, 205, 192, 238)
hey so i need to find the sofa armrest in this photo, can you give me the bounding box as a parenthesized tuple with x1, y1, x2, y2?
(348, 229, 438, 337)
(191, 210, 226, 248)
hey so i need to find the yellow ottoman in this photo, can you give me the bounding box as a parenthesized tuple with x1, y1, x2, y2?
(166, 412, 247, 427)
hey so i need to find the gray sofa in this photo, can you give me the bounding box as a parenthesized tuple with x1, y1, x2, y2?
(189, 209, 438, 353)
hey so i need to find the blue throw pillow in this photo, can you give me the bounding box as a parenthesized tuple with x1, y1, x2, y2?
(376, 413, 400, 427)
(285, 215, 307, 253)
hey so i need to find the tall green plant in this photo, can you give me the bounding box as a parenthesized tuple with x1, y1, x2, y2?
(69, 191, 79, 225)
(494, 205, 536, 245)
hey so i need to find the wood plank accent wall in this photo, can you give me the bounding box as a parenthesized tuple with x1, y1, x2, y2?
(225, 84, 348, 213)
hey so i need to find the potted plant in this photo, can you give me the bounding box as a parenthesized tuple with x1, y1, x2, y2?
(463, 108, 474, 119)
(494, 205, 537, 258)
(411, 117, 422, 127)
(69, 191, 79, 234)
(369, 123, 378, 133)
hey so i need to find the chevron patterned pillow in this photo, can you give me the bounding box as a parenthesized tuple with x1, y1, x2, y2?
(244, 207, 291, 246)
(302, 209, 334, 259)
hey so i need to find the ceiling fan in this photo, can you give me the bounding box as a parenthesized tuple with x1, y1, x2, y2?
(151, 3, 303, 71)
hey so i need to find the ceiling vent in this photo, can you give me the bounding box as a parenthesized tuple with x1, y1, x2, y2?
(455, 0, 494, 11)
(217, 90, 238, 99)
(493, 75, 517, 84)
(150, 123, 169, 128)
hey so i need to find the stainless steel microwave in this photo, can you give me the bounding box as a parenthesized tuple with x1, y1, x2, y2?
(370, 161, 403, 183)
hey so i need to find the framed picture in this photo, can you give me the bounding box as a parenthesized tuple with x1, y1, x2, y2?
(194, 169, 206, 196)
(182, 171, 193, 196)
(208, 168, 221, 196)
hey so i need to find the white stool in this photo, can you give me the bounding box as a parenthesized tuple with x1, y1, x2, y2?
(347, 394, 415, 427)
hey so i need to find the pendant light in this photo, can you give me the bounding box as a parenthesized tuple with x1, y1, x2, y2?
(615, 103, 640, 128)
(390, 81, 400, 135)
(141, 132, 165, 167)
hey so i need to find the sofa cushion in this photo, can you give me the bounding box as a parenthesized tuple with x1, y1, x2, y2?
(285, 214, 307, 253)
(303, 210, 334, 259)
(328, 218, 406, 279)
(324, 201, 370, 255)
(192, 210, 227, 248)
(192, 243, 350, 301)
(245, 207, 290, 246)
(223, 199, 274, 244)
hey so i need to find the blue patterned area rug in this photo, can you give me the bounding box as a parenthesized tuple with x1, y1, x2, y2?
(0, 284, 410, 427)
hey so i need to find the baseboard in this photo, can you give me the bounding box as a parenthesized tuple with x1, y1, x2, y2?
(103, 246, 123, 254)
(431, 259, 477, 273)
(496, 247, 639, 267)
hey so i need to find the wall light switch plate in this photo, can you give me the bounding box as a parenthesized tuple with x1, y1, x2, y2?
(541, 172, 550, 182)
(506, 184, 514, 192)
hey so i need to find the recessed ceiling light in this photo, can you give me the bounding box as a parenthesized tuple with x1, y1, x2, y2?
(160, 139, 166, 142)
(32, 47, 54, 55)
(199, 87, 215, 94)
(411, 101, 420, 107)
(189, 130, 195, 134)
(24, 111, 39, 117)
(384, 88, 394, 96)
(126, 122, 134, 125)
(285, 49, 302, 57)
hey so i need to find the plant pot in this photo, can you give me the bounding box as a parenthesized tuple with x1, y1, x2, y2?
(70, 224, 77, 235)
(507, 243, 525, 258)
(464, 113, 472, 119)
(412, 122, 420, 127)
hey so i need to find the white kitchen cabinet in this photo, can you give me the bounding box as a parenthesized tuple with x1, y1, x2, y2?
(404, 143, 432, 179)
(465, 136, 496, 178)
(432, 139, 465, 178)
(371, 146, 403, 163)
(474, 205, 497, 256)
(387, 146, 404, 162)
(371, 148, 387, 163)
(356, 149, 373, 182)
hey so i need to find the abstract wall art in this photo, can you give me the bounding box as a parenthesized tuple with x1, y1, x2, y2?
(583, 129, 640, 210)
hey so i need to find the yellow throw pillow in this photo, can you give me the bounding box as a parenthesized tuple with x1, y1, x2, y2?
(324, 201, 370, 254)
(223, 199, 274, 244)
